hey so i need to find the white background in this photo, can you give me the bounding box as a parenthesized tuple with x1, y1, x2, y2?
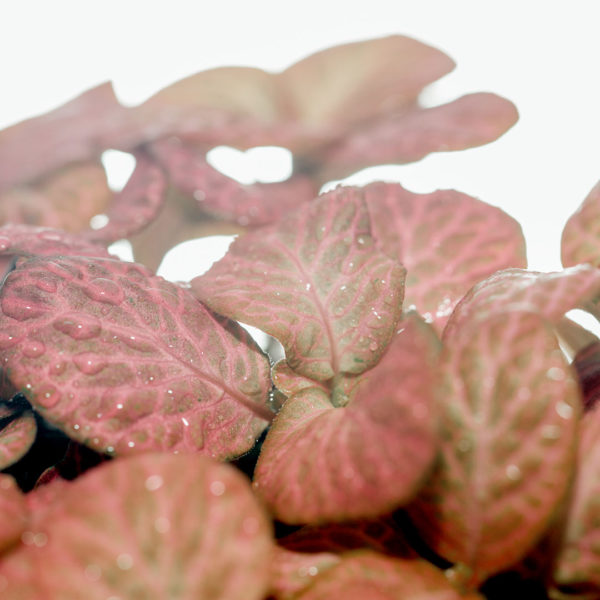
(1, 1, 599, 276)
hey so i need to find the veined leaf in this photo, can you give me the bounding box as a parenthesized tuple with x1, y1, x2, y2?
(0, 474, 27, 553)
(363, 183, 526, 333)
(0, 256, 272, 458)
(253, 316, 439, 524)
(0, 408, 37, 470)
(193, 187, 405, 381)
(408, 310, 580, 586)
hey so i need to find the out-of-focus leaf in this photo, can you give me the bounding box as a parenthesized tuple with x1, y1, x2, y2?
(0, 256, 272, 458)
(362, 183, 526, 333)
(0, 162, 112, 233)
(148, 138, 317, 226)
(292, 550, 484, 600)
(443, 266, 600, 342)
(0, 224, 112, 259)
(321, 93, 518, 181)
(0, 474, 27, 553)
(561, 181, 600, 268)
(408, 310, 580, 586)
(253, 316, 439, 524)
(573, 342, 600, 411)
(2, 453, 273, 599)
(0, 407, 37, 469)
(84, 153, 167, 244)
(193, 187, 405, 381)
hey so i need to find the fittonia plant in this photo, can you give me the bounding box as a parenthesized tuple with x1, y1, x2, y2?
(0, 35, 599, 600)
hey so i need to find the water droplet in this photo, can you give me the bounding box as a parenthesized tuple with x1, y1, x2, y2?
(127, 441, 135, 448)
(73, 352, 107, 375)
(53, 314, 101, 340)
(1, 296, 46, 321)
(0, 329, 21, 349)
(556, 401, 574, 420)
(84, 278, 125, 305)
(368, 341, 378, 351)
(22, 340, 46, 358)
(0, 236, 10, 251)
(37, 385, 60, 408)
(154, 517, 170, 533)
(305, 283, 311, 291)
(145, 475, 164, 491)
(106, 446, 115, 453)
(356, 234, 372, 247)
(193, 189, 206, 202)
(34, 277, 57, 293)
(547, 367, 565, 381)
(116, 553, 133, 570)
(120, 335, 155, 353)
(506, 464, 522, 481)
(210, 480, 226, 496)
(181, 417, 189, 427)
(73, 424, 80, 430)
(116, 403, 123, 410)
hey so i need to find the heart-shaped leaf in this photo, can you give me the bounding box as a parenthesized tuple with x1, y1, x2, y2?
(561, 181, 600, 268)
(362, 183, 526, 333)
(0, 224, 112, 259)
(0, 408, 37, 469)
(408, 310, 580, 586)
(0, 474, 27, 553)
(0, 453, 273, 599)
(193, 187, 405, 381)
(443, 266, 600, 342)
(292, 550, 484, 600)
(0, 255, 272, 458)
(253, 315, 439, 524)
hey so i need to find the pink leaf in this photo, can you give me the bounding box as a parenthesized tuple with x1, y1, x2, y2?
(271, 359, 328, 398)
(0, 474, 27, 553)
(148, 138, 317, 227)
(0, 256, 272, 458)
(0, 224, 112, 259)
(443, 266, 600, 342)
(2, 453, 273, 599)
(561, 181, 600, 268)
(321, 93, 518, 179)
(0, 409, 37, 470)
(84, 153, 167, 244)
(292, 550, 483, 600)
(363, 183, 526, 333)
(193, 188, 405, 381)
(408, 310, 580, 586)
(253, 315, 439, 524)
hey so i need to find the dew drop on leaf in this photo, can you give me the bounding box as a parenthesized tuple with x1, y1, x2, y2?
(145, 475, 164, 491)
(53, 314, 102, 340)
(22, 340, 46, 358)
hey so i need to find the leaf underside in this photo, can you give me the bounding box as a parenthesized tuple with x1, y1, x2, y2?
(0, 409, 37, 469)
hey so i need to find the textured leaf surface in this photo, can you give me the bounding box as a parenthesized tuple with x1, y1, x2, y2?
(444, 266, 600, 343)
(321, 93, 518, 180)
(363, 183, 526, 333)
(0, 224, 112, 259)
(0, 256, 272, 458)
(561, 181, 600, 268)
(0, 408, 37, 469)
(271, 359, 328, 398)
(293, 550, 482, 600)
(0, 162, 112, 233)
(253, 316, 439, 524)
(0, 474, 27, 553)
(3, 453, 273, 599)
(85, 153, 167, 244)
(149, 138, 316, 226)
(408, 310, 580, 585)
(194, 188, 405, 381)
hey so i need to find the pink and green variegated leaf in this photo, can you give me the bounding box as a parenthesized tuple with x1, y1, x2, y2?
(0, 224, 112, 259)
(148, 138, 317, 227)
(253, 316, 439, 524)
(269, 547, 341, 600)
(0, 162, 112, 233)
(561, 181, 600, 268)
(0, 474, 27, 553)
(0, 255, 272, 458)
(443, 266, 600, 343)
(84, 153, 167, 244)
(0, 408, 37, 469)
(408, 310, 580, 586)
(193, 188, 405, 381)
(321, 93, 518, 180)
(293, 550, 484, 600)
(6, 453, 273, 600)
(0, 83, 128, 191)
(363, 183, 526, 334)
(271, 359, 327, 398)
(551, 406, 600, 592)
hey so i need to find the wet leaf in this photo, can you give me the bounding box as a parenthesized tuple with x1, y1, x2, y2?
(270, 359, 327, 398)
(561, 181, 600, 268)
(443, 265, 600, 342)
(363, 183, 526, 333)
(0, 256, 272, 458)
(253, 316, 439, 524)
(193, 187, 405, 381)
(3, 453, 273, 599)
(0, 408, 37, 469)
(292, 550, 483, 600)
(0, 474, 27, 553)
(408, 310, 580, 586)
